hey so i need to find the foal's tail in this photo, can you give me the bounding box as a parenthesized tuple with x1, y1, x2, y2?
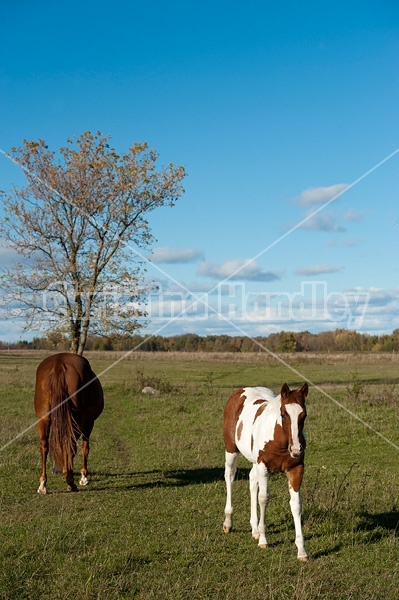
(48, 363, 77, 472)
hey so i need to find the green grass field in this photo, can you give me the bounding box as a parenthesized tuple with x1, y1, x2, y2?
(0, 351, 398, 599)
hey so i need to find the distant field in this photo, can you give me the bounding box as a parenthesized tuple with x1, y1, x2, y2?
(0, 351, 398, 599)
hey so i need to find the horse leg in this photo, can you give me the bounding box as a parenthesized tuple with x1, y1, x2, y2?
(63, 438, 78, 492)
(223, 451, 238, 533)
(256, 462, 270, 549)
(249, 464, 260, 539)
(79, 422, 94, 486)
(287, 466, 308, 561)
(37, 418, 50, 494)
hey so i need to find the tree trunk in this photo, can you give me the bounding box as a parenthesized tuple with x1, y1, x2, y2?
(69, 319, 82, 354)
(70, 336, 79, 354)
(77, 337, 86, 356)
(77, 316, 91, 356)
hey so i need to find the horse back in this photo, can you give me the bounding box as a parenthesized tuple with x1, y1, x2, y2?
(34, 353, 104, 421)
(224, 387, 280, 462)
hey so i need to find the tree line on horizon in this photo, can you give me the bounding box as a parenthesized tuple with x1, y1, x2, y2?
(4, 328, 399, 353)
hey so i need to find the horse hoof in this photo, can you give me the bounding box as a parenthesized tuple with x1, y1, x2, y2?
(253, 534, 260, 540)
(223, 525, 231, 533)
(37, 488, 47, 495)
(67, 485, 78, 493)
(79, 477, 89, 486)
(259, 544, 268, 549)
(298, 556, 309, 562)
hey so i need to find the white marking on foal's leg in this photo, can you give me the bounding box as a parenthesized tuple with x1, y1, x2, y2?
(289, 486, 308, 561)
(256, 463, 269, 549)
(223, 451, 238, 533)
(249, 465, 259, 539)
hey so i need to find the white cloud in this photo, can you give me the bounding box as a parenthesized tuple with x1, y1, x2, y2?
(296, 183, 349, 206)
(149, 246, 204, 264)
(348, 286, 397, 307)
(343, 209, 363, 222)
(141, 284, 399, 338)
(299, 212, 346, 232)
(294, 264, 343, 276)
(197, 258, 281, 282)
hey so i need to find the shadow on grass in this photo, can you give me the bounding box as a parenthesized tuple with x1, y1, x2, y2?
(38, 467, 254, 494)
(357, 511, 399, 537)
(91, 466, 253, 491)
(308, 543, 343, 559)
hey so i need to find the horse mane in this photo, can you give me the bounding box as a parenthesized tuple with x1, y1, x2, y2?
(48, 363, 78, 472)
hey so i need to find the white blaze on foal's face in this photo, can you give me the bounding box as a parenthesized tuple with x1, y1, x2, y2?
(284, 403, 304, 457)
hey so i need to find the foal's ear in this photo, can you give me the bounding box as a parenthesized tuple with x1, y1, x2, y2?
(281, 383, 291, 399)
(300, 382, 309, 399)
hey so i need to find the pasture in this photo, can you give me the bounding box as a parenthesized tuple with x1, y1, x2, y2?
(0, 350, 398, 599)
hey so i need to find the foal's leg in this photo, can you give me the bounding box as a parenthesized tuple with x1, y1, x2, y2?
(79, 422, 94, 486)
(287, 466, 308, 561)
(256, 462, 270, 549)
(37, 418, 50, 494)
(249, 464, 260, 539)
(223, 451, 238, 533)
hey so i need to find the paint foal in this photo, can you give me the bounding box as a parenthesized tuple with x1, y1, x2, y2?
(34, 353, 104, 494)
(223, 383, 308, 561)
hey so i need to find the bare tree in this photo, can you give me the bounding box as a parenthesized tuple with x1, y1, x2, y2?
(0, 131, 186, 354)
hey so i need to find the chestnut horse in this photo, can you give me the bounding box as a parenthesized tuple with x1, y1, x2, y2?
(34, 353, 104, 494)
(223, 383, 308, 560)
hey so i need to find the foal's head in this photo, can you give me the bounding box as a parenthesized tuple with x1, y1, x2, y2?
(280, 383, 308, 458)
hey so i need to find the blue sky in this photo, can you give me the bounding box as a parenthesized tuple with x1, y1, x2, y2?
(1, 1, 399, 341)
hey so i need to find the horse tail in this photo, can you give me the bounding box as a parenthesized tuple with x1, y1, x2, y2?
(48, 362, 77, 472)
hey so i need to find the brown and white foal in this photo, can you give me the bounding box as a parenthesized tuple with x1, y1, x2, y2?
(223, 383, 308, 561)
